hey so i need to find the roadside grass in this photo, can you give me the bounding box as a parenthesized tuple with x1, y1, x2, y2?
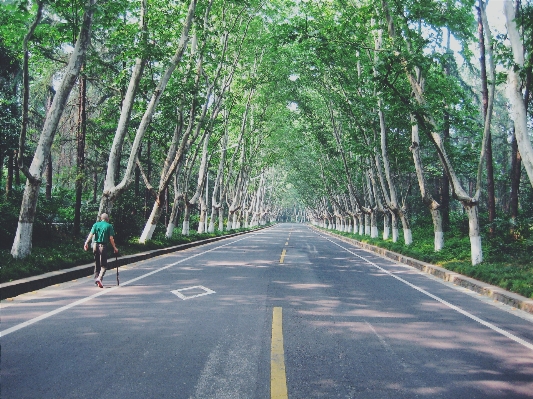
(317, 223, 533, 299)
(0, 226, 264, 284)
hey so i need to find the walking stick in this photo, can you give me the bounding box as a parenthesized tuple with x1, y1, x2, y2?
(116, 252, 119, 286)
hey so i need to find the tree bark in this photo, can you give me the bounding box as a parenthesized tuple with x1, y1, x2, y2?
(45, 153, 52, 200)
(6, 151, 13, 196)
(509, 131, 522, 220)
(74, 72, 87, 236)
(504, 0, 533, 189)
(45, 85, 55, 200)
(478, 3, 496, 234)
(17, 1, 44, 175)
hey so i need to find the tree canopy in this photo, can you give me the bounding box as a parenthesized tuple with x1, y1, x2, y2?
(1, 0, 532, 266)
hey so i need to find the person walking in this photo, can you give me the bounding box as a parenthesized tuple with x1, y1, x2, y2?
(83, 213, 118, 288)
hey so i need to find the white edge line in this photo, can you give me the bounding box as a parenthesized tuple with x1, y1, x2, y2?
(315, 231, 533, 352)
(0, 233, 260, 338)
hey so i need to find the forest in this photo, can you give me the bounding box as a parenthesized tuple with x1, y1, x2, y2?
(1, 0, 532, 297)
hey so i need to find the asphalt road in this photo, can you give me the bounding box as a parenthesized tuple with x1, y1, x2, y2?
(1, 223, 533, 399)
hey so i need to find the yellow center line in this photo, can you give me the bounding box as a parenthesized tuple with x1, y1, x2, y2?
(280, 249, 286, 263)
(271, 307, 288, 399)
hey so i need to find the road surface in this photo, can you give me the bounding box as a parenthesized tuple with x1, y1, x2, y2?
(2, 223, 533, 398)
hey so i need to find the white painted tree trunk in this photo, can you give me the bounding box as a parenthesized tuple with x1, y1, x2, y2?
(244, 210, 250, 228)
(165, 187, 181, 238)
(208, 206, 216, 233)
(465, 204, 482, 265)
(358, 216, 363, 235)
(383, 214, 390, 240)
(227, 211, 234, 230)
(400, 215, 412, 245)
(370, 213, 378, 238)
(403, 228, 413, 245)
(431, 209, 444, 251)
(166, 222, 175, 238)
(391, 213, 398, 243)
(198, 197, 207, 234)
(182, 204, 190, 235)
(11, 184, 40, 258)
(364, 214, 370, 236)
(139, 202, 163, 243)
(218, 208, 224, 231)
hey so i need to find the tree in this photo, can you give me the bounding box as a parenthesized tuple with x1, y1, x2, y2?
(11, 0, 97, 258)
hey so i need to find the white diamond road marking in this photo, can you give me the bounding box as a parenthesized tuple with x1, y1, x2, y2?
(171, 286, 216, 300)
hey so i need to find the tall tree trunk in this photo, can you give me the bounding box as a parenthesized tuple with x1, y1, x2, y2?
(218, 207, 224, 231)
(45, 153, 52, 200)
(383, 213, 390, 240)
(74, 73, 87, 235)
(6, 151, 14, 196)
(17, 1, 43, 175)
(478, 4, 496, 234)
(45, 86, 55, 201)
(509, 132, 521, 220)
(441, 31, 451, 231)
(14, 151, 20, 186)
(166, 178, 181, 238)
(92, 170, 98, 203)
(135, 146, 141, 197)
(198, 196, 207, 233)
(0, 149, 4, 189)
(144, 139, 152, 220)
(11, 0, 96, 258)
(182, 201, 191, 235)
(504, 0, 533, 189)
(509, 3, 533, 223)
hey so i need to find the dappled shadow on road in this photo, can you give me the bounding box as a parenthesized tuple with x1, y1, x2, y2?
(4, 227, 533, 399)
(268, 238, 533, 399)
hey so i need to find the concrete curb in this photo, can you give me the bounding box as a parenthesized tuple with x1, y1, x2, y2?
(312, 226, 533, 316)
(1, 227, 269, 300)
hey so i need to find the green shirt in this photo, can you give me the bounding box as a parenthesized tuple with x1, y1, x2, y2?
(90, 220, 115, 244)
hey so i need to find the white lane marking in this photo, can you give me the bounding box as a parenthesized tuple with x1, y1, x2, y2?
(172, 285, 215, 300)
(0, 233, 263, 338)
(316, 232, 533, 352)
